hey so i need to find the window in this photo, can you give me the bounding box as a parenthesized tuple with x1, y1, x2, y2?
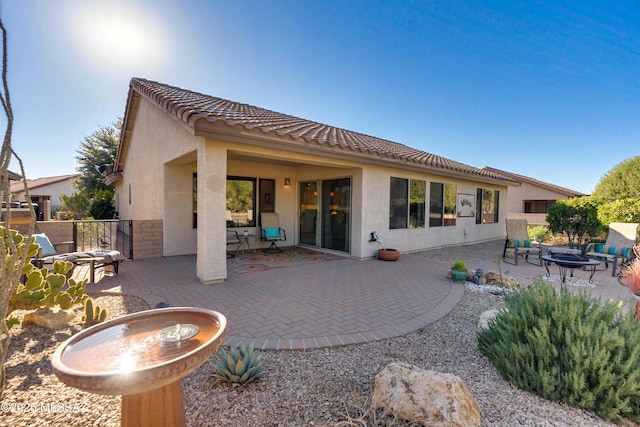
(193, 175, 274, 229)
(259, 179, 275, 216)
(227, 176, 256, 227)
(389, 177, 426, 229)
(429, 182, 457, 227)
(410, 180, 426, 228)
(193, 173, 197, 228)
(389, 177, 408, 229)
(523, 200, 555, 213)
(476, 188, 499, 224)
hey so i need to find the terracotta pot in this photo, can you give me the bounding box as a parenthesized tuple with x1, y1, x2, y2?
(378, 249, 400, 261)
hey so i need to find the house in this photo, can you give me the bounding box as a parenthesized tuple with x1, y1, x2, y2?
(108, 78, 519, 284)
(482, 166, 585, 226)
(10, 174, 78, 220)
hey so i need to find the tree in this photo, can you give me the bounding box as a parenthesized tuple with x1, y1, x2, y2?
(597, 198, 640, 225)
(546, 196, 602, 249)
(74, 118, 121, 218)
(0, 16, 37, 397)
(592, 156, 640, 201)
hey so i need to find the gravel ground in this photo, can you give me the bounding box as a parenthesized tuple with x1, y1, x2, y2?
(0, 244, 626, 426)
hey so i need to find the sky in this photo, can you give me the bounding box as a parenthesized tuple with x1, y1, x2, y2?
(2, 0, 639, 194)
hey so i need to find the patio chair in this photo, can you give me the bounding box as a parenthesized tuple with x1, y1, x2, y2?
(503, 219, 542, 266)
(227, 230, 241, 258)
(260, 213, 286, 253)
(32, 233, 125, 282)
(585, 222, 638, 277)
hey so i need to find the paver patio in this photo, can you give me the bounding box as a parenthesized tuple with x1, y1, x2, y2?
(80, 240, 634, 350)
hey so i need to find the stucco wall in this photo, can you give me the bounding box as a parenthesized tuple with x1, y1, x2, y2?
(115, 98, 198, 223)
(359, 165, 507, 257)
(506, 181, 571, 213)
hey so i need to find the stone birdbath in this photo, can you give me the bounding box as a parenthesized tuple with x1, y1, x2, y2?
(52, 307, 227, 427)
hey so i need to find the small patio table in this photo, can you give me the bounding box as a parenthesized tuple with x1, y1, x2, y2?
(542, 254, 601, 284)
(236, 233, 256, 254)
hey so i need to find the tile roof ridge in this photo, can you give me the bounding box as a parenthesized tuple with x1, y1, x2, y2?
(128, 78, 519, 184)
(481, 166, 585, 196)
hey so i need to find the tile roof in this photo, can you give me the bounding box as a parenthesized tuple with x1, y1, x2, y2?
(123, 78, 519, 184)
(10, 174, 78, 193)
(481, 166, 585, 197)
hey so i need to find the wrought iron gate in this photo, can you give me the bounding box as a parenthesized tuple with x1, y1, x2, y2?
(72, 220, 133, 259)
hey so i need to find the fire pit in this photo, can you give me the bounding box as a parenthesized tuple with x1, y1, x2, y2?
(52, 307, 227, 427)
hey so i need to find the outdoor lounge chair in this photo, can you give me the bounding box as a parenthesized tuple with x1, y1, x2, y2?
(260, 213, 286, 253)
(32, 233, 125, 282)
(585, 222, 638, 277)
(503, 219, 542, 266)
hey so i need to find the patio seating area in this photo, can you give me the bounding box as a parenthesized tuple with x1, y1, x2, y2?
(81, 240, 633, 351)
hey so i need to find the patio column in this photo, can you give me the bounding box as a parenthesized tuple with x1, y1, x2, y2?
(196, 143, 227, 284)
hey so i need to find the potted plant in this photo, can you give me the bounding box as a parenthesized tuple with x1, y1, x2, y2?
(620, 245, 640, 320)
(450, 259, 468, 284)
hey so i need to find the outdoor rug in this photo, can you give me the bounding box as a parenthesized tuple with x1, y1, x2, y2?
(227, 247, 345, 274)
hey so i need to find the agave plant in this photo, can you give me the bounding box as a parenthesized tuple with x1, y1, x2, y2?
(214, 345, 264, 387)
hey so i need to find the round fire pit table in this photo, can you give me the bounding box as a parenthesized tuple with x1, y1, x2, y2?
(52, 307, 227, 427)
(542, 254, 601, 284)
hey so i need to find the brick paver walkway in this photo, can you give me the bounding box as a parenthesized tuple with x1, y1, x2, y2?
(83, 241, 634, 350)
(88, 251, 463, 350)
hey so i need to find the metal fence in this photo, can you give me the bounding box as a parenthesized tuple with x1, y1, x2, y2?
(73, 220, 133, 259)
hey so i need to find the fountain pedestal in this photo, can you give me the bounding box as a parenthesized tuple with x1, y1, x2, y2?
(52, 307, 227, 427)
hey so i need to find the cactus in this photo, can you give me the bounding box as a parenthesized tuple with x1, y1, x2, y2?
(214, 345, 264, 387)
(10, 260, 88, 313)
(82, 297, 108, 325)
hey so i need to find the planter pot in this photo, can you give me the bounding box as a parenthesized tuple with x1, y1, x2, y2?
(450, 269, 467, 284)
(378, 249, 400, 262)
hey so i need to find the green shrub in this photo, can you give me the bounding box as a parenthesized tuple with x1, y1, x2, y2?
(477, 279, 640, 422)
(451, 259, 467, 271)
(597, 198, 640, 225)
(528, 225, 549, 242)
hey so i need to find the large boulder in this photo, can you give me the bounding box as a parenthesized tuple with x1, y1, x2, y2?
(23, 306, 75, 329)
(477, 308, 503, 330)
(372, 362, 481, 427)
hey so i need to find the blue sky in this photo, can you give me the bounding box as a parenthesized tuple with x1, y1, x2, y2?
(3, 0, 639, 194)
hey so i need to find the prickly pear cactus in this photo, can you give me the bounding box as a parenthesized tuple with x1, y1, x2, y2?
(9, 260, 89, 318)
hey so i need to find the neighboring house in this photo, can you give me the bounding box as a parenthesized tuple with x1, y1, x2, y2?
(0, 170, 22, 199)
(108, 78, 519, 284)
(482, 166, 585, 226)
(10, 174, 78, 220)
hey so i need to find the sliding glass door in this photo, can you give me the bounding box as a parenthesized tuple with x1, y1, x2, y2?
(299, 178, 351, 252)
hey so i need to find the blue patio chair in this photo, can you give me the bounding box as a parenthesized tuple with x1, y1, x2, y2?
(260, 213, 286, 253)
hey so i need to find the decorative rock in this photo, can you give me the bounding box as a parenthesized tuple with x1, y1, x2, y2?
(23, 306, 75, 329)
(484, 270, 518, 288)
(372, 362, 481, 427)
(477, 309, 503, 330)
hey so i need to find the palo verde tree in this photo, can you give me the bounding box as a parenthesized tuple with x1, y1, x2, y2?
(73, 118, 121, 219)
(592, 156, 640, 201)
(0, 15, 37, 397)
(546, 196, 602, 249)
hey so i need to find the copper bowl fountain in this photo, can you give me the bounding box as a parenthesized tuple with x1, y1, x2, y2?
(52, 307, 227, 427)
